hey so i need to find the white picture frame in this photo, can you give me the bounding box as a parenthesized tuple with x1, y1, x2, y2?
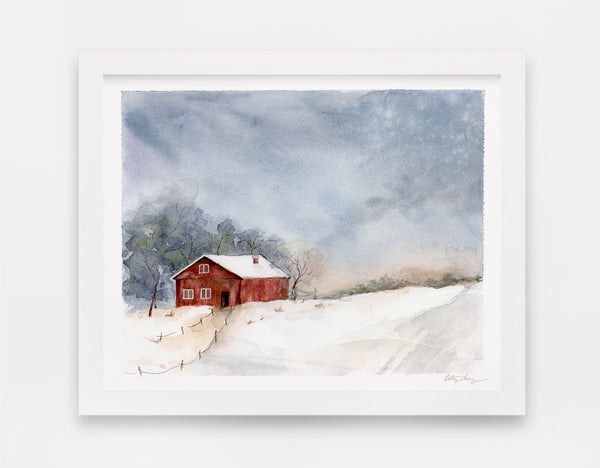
(79, 50, 525, 415)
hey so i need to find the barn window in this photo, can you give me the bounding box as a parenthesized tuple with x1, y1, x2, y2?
(201, 288, 211, 299)
(182, 289, 194, 300)
(199, 264, 209, 274)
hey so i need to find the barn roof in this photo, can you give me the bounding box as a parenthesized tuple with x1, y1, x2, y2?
(171, 255, 289, 280)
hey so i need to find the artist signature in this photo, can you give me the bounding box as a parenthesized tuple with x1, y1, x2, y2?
(443, 374, 488, 384)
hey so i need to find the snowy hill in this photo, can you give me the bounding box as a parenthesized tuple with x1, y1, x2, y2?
(123, 282, 482, 376)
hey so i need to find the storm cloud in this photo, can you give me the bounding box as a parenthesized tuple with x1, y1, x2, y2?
(122, 89, 484, 281)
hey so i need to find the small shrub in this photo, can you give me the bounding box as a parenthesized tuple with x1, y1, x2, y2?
(246, 316, 264, 325)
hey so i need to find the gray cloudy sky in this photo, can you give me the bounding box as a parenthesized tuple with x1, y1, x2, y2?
(122, 89, 484, 280)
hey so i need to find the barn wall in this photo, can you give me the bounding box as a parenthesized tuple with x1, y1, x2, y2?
(174, 257, 288, 307)
(174, 258, 242, 307)
(240, 277, 289, 303)
(176, 277, 241, 308)
(174, 258, 239, 281)
(240, 279, 252, 304)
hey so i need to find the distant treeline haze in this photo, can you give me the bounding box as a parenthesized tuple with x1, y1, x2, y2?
(122, 189, 480, 313)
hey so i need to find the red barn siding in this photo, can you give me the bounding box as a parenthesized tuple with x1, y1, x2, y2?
(174, 258, 241, 308)
(176, 277, 241, 308)
(241, 277, 289, 303)
(173, 256, 289, 308)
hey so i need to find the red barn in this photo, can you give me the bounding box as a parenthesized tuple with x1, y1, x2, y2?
(171, 255, 290, 308)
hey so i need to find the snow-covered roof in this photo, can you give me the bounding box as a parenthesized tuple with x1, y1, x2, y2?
(171, 255, 289, 280)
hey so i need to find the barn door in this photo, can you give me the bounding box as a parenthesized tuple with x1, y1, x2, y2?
(220, 291, 229, 308)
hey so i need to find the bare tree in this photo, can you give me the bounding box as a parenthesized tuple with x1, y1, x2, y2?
(122, 191, 211, 316)
(127, 228, 164, 317)
(284, 247, 324, 300)
(238, 229, 274, 255)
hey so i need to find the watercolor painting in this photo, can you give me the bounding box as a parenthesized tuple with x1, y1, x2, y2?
(121, 89, 484, 377)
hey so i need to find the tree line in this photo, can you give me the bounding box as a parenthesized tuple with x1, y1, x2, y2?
(122, 190, 322, 315)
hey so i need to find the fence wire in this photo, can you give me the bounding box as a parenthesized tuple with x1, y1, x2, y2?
(123, 308, 230, 376)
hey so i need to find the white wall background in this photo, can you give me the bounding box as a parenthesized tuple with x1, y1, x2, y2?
(1, 1, 599, 466)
